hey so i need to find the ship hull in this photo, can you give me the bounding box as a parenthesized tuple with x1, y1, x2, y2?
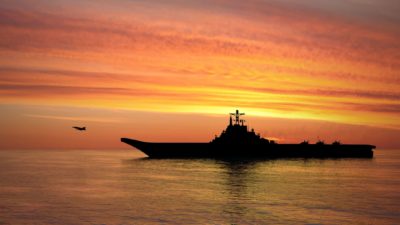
(121, 138, 375, 159)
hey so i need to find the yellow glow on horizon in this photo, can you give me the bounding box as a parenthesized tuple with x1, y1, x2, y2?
(0, 0, 399, 150)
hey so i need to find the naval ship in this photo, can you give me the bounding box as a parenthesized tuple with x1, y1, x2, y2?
(121, 110, 375, 158)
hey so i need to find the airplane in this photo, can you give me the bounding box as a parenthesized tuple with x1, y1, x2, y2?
(72, 126, 86, 131)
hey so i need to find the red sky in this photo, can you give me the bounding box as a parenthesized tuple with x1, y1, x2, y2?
(0, 0, 399, 149)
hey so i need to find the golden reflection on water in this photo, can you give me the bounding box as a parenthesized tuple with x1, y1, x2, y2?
(0, 149, 399, 224)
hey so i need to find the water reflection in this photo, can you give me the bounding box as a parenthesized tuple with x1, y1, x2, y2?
(129, 156, 380, 224)
(218, 159, 260, 198)
(1, 150, 394, 225)
(217, 160, 260, 223)
(134, 157, 269, 224)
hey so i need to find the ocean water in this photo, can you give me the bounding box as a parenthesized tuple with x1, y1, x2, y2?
(0, 149, 399, 225)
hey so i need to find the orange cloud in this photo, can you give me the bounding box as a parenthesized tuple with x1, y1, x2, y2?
(0, 1, 399, 149)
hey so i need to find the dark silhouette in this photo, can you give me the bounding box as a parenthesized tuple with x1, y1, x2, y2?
(300, 140, 309, 145)
(72, 126, 86, 131)
(333, 140, 341, 145)
(121, 110, 375, 159)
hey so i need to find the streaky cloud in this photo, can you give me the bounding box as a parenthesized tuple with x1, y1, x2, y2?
(23, 114, 122, 123)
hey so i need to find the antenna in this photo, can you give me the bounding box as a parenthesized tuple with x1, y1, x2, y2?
(230, 109, 245, 125)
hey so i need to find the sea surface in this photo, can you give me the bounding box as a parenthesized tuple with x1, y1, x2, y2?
(0, 149, 399, 225)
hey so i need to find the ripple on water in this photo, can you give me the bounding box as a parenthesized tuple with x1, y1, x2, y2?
(0, 149, 399, 224)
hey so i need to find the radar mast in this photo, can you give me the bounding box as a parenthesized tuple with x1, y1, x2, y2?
(230, 109, 245, 126)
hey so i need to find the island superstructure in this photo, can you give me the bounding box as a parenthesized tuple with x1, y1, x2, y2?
(121, 110, 375, 158)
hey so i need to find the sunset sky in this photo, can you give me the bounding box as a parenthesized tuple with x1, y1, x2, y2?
(0, 0, 399, 149)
